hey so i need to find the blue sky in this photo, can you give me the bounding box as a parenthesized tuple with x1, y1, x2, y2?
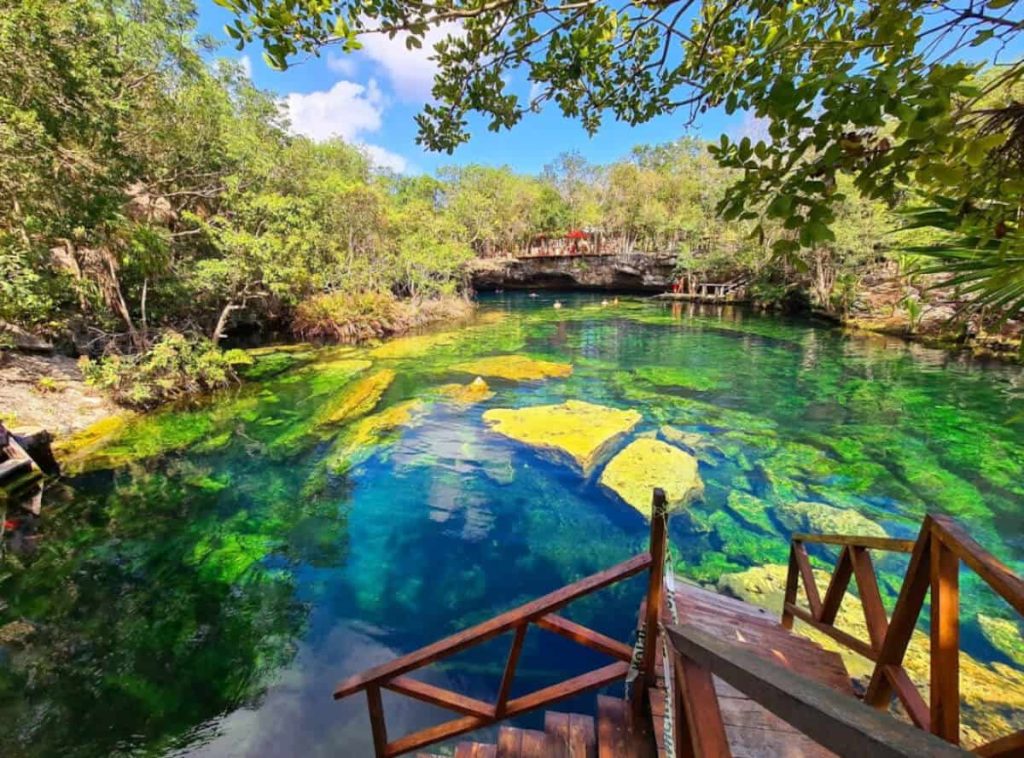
(195, 1, 745, 175)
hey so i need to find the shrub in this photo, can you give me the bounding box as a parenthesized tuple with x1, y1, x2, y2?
(80, 331, 251, 409)
(292, 291, 474, 344)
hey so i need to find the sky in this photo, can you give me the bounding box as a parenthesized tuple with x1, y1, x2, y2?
(195, 1, 745, 176)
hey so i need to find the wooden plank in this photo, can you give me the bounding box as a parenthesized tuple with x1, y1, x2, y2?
(568, 713, 597, 758)
(974, 729, 1024, 757)
(850, 547, 889, 652)
(633, 488, 667, 720)
(334, 552, 651, 699)
(665, 624, 968, 758)
(535, 614, 632, 662)
(784, 602, 876, 661)
(882, 665, 929, 731)
(385, 662, 630, 756)
(496, 624, 527, 715)
(930, 538, 960, 744)
(819, 546, 854, 625)
(930, 515, 1024, 616)
(597, 695, 629, 758)
(792, 533, 916, 553)
(520, 728, 557, 758)
(546, 711, 570, 749)
(864, 521, 932, 708)
(384, 676, 495, 719)
(793, 542, 823, 618)
(367, 685, 388, 758)
(673, 650, 731, 758)
(497, 726, 522, 758)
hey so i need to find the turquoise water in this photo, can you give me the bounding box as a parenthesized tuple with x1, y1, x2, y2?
(2, 293, 1023, 755)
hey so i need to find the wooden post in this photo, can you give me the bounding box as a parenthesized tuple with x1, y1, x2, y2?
(632, 488, 668, 721)
(366, 684, 389, 757)
(495, 623, 527, 716)
(930, 537, 960, 744)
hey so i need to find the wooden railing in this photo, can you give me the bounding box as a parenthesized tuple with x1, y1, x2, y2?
(664, 623, 968, 758)
(333, 489, 670, 757)
(783, 514, 1024, 755)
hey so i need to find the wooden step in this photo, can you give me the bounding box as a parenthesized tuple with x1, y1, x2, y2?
(497, 725, 565, 758)
(597, 696, 655, 758)
(454, 742, 498, 758)
(0, 457, 31, 484)
(545, 711, 596, 758)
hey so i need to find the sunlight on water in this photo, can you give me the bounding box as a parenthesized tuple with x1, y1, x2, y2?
(2, 293, 1023, 755)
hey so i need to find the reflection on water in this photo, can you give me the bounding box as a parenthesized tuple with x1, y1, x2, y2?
(2, 292, 1023, 756)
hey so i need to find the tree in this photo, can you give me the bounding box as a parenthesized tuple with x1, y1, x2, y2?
(221, 0, 1024, 313)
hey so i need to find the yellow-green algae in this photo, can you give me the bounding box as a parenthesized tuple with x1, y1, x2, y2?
(718, 564, 1024, 748)
(452, 354, 573, 382)
(599, 438, 704, 517)
(324, 399, 426, 475)
(316, 369, 395, 426)
(435, 377, 494, 406)
(774, 499, 887, 539)
(482, 400, 641, 471)
(978, 615, 1024, 667)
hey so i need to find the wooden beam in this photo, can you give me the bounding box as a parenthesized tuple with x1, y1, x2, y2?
(673, 650, 731, 758)
(882, 665, 929, 731)
(785, 602, 876, 661)
(974, 729, 1024, 757)
(664, 624, 968, 758)
(793, 542, 823, 618)
(792, 533, 916, 553)
(634, 488, 667, 719)
(383, 677, 494, 720)
(865, 520, 933, 708)
(334, 552, 651, 699)
(850, 547, 889, 653)
(383, 662, 630, 756)
(930, 538, 960, 744)
(366, 685, 388, 758)
(534, 613, 633, 662)
(782, 544, 800, 631)
(929, 515, 1024, 617)
(819, 546, 854, 625)
(495, 623, 527, 715)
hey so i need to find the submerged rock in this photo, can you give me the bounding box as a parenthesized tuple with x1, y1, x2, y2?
(482, 400, 640, 472)
(436, 377, 494, 406)
(452, 355, 572, 382)
(717, 564, 1024, 747)
(318, 369, 395, 426)
(599, 438, 704, 517)
(775, 499, 886, 539)
(325, 399, 426, 474)
(979, 614, 1024, 667)
(370, 330, 460, 359)
(725, 490, 775, 534)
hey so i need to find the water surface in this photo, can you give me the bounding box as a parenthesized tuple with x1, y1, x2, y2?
(2, 293, 1023, 756)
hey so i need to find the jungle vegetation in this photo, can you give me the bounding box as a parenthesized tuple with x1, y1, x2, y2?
(2, 0, 1022, 407)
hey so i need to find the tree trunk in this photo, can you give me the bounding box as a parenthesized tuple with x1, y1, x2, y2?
(212, 301, 242, 343)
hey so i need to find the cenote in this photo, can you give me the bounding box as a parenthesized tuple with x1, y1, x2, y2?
(3, 292, 1024, 756)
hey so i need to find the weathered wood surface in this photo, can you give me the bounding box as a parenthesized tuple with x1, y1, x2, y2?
(666, 623, 969, 758)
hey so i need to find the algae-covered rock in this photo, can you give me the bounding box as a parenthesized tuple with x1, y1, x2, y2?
(775, 500, 886, 539)
(318, 369, 395, 426)
(53, 413, 132, 463)
(371, 330, 460, 359)
(726, 490, 775, 534)
(436, 377, 494, 406)
(718, 564, 1024, 747)
(482, 400, 640, 472)
(979, 614, 1024, 667)
(599, 438, 703, 517)
(452, 355, 572, 382)
(636, 365, 725, 392)
(325, 399, 426, 474)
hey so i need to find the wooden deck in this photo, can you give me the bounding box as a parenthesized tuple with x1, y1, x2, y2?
(649, 579, 853, 757)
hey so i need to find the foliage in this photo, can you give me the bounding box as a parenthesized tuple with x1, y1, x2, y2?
(292, 291, 472, 344)
(80, 332, 248, 409)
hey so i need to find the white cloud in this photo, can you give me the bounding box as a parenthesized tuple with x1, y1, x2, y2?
(327, 52, 359, 78)
(283, 79, 410, 174)
(361, 144, 409, 174)
(357, 22, 461, 102)
(238, 54, 253, 79)
(284, 79, 385, 142)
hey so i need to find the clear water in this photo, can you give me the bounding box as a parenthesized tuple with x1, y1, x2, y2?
(2, 293, 1023, 756)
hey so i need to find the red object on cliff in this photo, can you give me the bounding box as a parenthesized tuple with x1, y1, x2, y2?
(566, 229, 588, 240)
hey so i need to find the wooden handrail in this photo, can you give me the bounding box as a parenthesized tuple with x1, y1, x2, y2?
(784, 514, 1024, 751)
(333, 551, 651, 699)
(665, 623, 968, 758)
(332, 489, 670, 757)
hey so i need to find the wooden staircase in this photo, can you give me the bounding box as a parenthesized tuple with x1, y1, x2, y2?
(413, 695, 651, 757)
